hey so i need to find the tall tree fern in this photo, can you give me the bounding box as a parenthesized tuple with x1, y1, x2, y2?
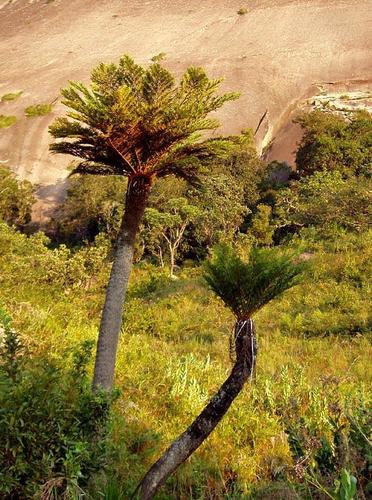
(49, 55, 239, 391)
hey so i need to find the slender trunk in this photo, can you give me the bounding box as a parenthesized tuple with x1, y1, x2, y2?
(92, 175, 151, 392)
(137, 319, 257, 499)
(158, 246, 164, 268)
(169, 245, 175, 278)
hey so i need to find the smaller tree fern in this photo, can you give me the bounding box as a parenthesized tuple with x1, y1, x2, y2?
(138, 246, 307, 499)
(203, 244, 307, 320)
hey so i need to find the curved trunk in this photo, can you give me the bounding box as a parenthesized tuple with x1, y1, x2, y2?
(92, 175, 151, 392)
(137, 319, 257, 500)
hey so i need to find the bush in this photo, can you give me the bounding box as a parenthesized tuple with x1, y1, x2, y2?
(295, 110, 372, 178)
(25, 103, 53, 117)
(49, 174, 126, 245)
(0, 115, 17, 128)
(275, 171, 372, 236)
(1, 91, 22, 102)
(0, 309, 113, 499)
(0, 166, 35, 226)
(248, 204, 274, 246)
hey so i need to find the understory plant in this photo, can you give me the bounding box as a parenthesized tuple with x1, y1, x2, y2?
(0, 309, 113, 499)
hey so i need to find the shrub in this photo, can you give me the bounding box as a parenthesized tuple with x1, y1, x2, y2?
(248, 204, 274, 246)
(0, 309, 113, 499)
(25, 103, 53, 117)
(1, 91, 22, 102)
(0, 166, 35, 226)
(275, 171, 372, 235)
(49, 174, 125, 244)
(0, 222, 110, 294)
(0, 115, 17, 128)
(295, 110, 372, 177)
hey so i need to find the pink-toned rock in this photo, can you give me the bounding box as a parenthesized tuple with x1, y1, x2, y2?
(0, 0, 371, 216)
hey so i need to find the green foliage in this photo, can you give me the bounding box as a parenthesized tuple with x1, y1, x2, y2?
(248, 204, 274, 246)
(275, 171, 372, 234)
(260, 161, 292, 193)
(49, 54, 240, 181)
(0, 166, 35, 226)
(203, 245, 306, 319)
(276, 229, 372, 338)
(189, 173, 249, 247)
(0, 221, 370, 497)
(49, 132, 261, 250)
(334, 470, 357, 500)
(0, 222, 110, 298)
(25, 103, 53, 117)
(1, 91, 22, 102)
(107, 271, 370, 498)
(295, 110, 372, 177)
(253, 365, 370, 498)
(143, 197, 201, 275)
(0, 90, 371, 498)
(0, 310, 113, 498)
(0, 115, 17, 128)
(215, 129, 263, 209)
(151, 52, 166, 62)
(50, 174, 126, 244)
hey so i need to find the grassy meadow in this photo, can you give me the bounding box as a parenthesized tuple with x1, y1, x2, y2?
(1, 220, 370, 498)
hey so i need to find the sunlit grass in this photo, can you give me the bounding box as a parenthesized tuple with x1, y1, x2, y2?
(1, 223, 370, 497)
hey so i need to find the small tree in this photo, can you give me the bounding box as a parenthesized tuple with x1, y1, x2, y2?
(137, 245, 306, 499)
(143, 198, 201, 277)
(295, 110, 372, 178)
(190, 173, 248, 247)
(50, 175, 125, 244)
(49, 55, 239, 391)
(248, 203, 274, 246)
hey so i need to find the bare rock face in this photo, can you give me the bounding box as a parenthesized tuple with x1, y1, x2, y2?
(265, 84, 372, 164)
(0, 0, 371, 214)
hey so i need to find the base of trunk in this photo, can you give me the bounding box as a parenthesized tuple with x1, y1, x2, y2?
(136, 319, 257, 499)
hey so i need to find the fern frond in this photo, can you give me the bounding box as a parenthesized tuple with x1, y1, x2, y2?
(50, 54, 241, 179)
(203, 245, 307, 319)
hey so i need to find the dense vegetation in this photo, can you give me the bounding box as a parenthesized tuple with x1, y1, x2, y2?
(0, 94, 371, 497)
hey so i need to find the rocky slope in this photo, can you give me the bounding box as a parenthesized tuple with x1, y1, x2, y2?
(0, 0, 371, 215)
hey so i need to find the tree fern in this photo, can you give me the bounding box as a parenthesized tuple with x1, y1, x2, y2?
(204, 244, 307, 320)
(49, 55, 242, 391)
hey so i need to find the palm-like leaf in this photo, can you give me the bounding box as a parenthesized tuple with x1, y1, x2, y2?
(204, 245, 307, 319)
(49, 55, 240, 180)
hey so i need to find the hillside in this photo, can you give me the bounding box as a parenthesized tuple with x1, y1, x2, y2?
(0, 17, 371, 497)
(0, 0, 371, 215)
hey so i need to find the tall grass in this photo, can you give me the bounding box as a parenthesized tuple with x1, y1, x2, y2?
(0, 223, 370, 497)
